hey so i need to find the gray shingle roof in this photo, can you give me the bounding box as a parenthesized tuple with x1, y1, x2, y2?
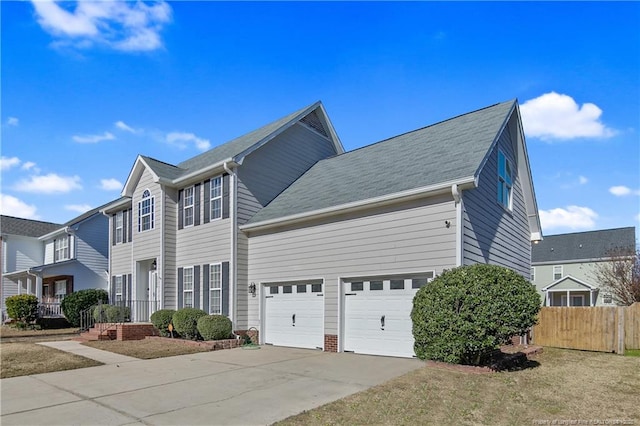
(246, 100, 515, 225)
(0, 216, 62, 237)
(140, 103, 320, 182)
(532, 227, 636, 263)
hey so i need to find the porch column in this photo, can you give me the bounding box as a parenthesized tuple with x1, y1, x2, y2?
(566, 290, 570, 306)
(590, 290, 594, 306)
(544, 291, 549, 306)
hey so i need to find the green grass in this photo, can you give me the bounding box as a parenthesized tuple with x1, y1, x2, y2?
(624, 349, 640, 357)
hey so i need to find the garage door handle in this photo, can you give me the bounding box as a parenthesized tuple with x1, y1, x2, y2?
(381, 315, 385, 330)
(292, 314, 296, 326)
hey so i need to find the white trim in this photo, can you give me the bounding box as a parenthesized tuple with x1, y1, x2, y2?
(209, 175, 223, 221)
(223, 162, 236, 324)
(183, 185, 195, 227)
(542, 275, 598, 291)
(208, 262, 223, 315)
(552, 265, 563, 280)
(241, 177, 476, 232)
(182, 266, 195, 309)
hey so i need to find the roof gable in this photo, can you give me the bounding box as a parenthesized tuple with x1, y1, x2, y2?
(532, 227, 636, 263)
(245, 100, 524, 227)
(542, 275, 598, 291)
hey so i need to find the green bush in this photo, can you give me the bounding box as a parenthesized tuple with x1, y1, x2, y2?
(411, 264, 541, 366)
(172, 308, 207, 340)
(105, 305, 130, 322)
(60, 289, 109, 327)
(5, 294, 39, 323)
(150, 309, 176, 337)
(93, 304, 109, 323)
(197, 315, 233, 341)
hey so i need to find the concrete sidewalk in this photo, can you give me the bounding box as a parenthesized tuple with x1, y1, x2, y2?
(1, 345, 422, 425)
(37, 340, 138, 364)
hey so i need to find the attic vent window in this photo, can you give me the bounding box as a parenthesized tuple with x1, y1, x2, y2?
(300, 111, 329, 137)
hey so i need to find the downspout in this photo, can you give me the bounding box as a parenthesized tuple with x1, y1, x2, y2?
(451, 184, 463, 267)
(223, 161, 237, 325)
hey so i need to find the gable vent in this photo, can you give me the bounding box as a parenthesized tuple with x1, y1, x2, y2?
(300, 110, 329, 137)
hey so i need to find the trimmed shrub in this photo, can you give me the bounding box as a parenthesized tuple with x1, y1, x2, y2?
(197, 315, 232, 341)
(172, 308, 207, 340)
(105, 305, 130, 323)
(150, 309, 176, 337)
(93, 304, 109, 323)
(411, 264, 541, 366)
(61, 289, 109, 327)
(5, 294, 39, 324)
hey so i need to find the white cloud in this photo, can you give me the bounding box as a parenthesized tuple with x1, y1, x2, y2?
(72, 131, 115, 144)
(539, 205, 598, 231)
(0, 156, 21, 171)
(520, 92, 616, 141)
(115, 120, 137, 133)
(166, 132, 211, 151)
(31, 1, 172, 52)
(21, 161, 40, 173)
(0, 194, 40, 219)
(578, 176, 588, 185)
(14, 174, 82, 194)
(609, 185, 640, 196)
(100, 178, 123, 191)
(65, 204, 93, 214)
(7, 117, 19, 126)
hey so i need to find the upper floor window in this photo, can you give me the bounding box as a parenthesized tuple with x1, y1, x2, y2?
(138, 189, 155, 232)
(209, 263, 222, 315)
(553, 265, 563, 280)
(183, 186, 194, 227)
(54, 236, 69, 262)
(183, 267, 194, 308)
(115, 211, 124, 244)
(497, 150, 513, 210)
(210, 176, 222, 220)
(530, 267, 536, 282)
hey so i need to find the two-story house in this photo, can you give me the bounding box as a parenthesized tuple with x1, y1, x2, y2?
(104, 99, 542, 358)
(1, 208, 110, 319)
(531, 227, 636, 306)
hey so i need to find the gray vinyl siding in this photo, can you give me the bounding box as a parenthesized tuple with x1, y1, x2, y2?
(163, 187, 178, 309)
(6, 236, 43, 271)
(235, 228, 249, 329)
(132, 168, 162, 265)
(175, 217, 230, 266)
(72, 215, 109, 291)
(532, 261, 611, 306)
(462, 114, 531, 278)
(236, 123, 338, 225)
(246, 195, 458, 335)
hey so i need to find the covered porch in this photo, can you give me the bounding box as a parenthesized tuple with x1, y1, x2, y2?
(542, 276, 598, 307)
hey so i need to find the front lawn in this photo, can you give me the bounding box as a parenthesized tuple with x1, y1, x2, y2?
(0, 325, 79, 338)
(278, 348, 640, 425)
(0, 343, 102, 378)
(83, 339, 209, 359)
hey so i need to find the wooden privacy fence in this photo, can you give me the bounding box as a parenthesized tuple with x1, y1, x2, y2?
(532, 303, 640, 354)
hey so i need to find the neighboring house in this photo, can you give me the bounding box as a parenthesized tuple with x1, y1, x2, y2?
(531, 227, 636, 307)
(1, 208, 110, 319)
(104, 99, 542, 358)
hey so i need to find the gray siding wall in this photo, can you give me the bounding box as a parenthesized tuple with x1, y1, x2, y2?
(5, 236, 43, 272)
(236, 123, 338, 225)
(73, 215, 109, 290)
(163, 187, 178, 309)
(532, 261, 611, 306)
(462, 113, 531, 278)
(246, 195, 458, 335)
(235, 228, 249, 329)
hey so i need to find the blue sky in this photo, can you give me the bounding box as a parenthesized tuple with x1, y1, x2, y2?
(1, 1, 639, 238)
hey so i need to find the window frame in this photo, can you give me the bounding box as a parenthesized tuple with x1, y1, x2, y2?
(553, 265, 563, 281)
(114, 275, 123, 303)
(209, 263, 222, 315)
(139, 189, 155, 232)
(183, 186, 195, 227)
(209, 176, 222, 221)
(115, 211, 124, 244)
(530, 267, 536, 282)
(183, 267, 194, 308)
(54, 280, 67, 302)
(54, 235, 70, 262)
(497, 150, 513, 210)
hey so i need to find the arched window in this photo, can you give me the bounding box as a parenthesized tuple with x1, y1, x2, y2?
(138, 189, 155, 232)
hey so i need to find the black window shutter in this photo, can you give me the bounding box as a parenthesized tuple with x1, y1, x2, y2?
(178, 189, 184, 230)
(222, 174, 230, 219)
(127, 274, 132, 303)
(222, 261, 229, 316)
(177, 267, 184, 308)
(111, 276, 116, 304)
(194, 265, 200, 309)
(202, 264, 210, 313)
(203, 179, 211, 224)
(122, 211, 128, 243)
(67, 277, 74, 295)
(112, 214, 117, 246)
(122, 275, 127, 302)
(128, 209, 133, 242)
(194, 183, 201, 226)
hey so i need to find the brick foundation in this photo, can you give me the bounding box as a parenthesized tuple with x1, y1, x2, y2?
(324, 334, 338, 352)
(234, 329, 259, 345)
(117, 323, 159, 341)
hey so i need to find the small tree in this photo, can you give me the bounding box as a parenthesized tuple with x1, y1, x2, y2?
(411, 264, 541, 365)
(5, 294, 39, 325)
(594, 247, 640, 306)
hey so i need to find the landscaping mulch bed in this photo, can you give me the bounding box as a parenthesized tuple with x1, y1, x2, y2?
(145, 335, 243, 351)
(423, 344, 543, 374)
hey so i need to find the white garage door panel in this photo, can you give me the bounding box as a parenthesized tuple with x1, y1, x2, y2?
(264, 286, 324, 350)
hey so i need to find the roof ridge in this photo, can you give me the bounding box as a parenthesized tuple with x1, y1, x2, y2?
(542, 226, 636, 238)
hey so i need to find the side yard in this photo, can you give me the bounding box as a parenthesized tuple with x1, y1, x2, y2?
(277, 348, 640, 425)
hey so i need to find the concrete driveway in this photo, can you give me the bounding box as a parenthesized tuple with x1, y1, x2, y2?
(1, 345, 422, 425)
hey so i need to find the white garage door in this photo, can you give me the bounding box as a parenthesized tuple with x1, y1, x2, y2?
(264, 282, 324, 350)
(344, 274, 433, 358)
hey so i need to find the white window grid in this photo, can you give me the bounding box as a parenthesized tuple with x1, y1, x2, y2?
(210, 176, 222, 220)
(54, 236, 69, 262)
(209, 263, 222, 314)
(183, 267, 194, 308)
(115, 276, 123, 303)
(115, 211, 123, 244)
(139, 190, 155, 231)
